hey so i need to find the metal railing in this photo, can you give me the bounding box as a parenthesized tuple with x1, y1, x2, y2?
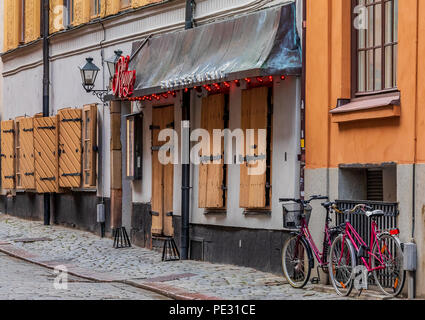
(335, 200, 399, 289)
(335, 200, 399, 248)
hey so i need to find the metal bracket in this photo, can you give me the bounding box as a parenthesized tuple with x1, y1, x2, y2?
(166, 212, 173, 217)
(3, 129, 14, 133)
(150, 211, 160, 216)
(91, 90, 109, 102)
(62, 118, 82, 123)
(4, 176, 15, 180)
(38, 126, 56, 130)
(149, 125, 160, 130)
(24, 172, 34, 176)
(40, 177, 56, 181)
(200, 155, 222, 163)
(62, 173, 81, 177)
(23, 128, 34, 132)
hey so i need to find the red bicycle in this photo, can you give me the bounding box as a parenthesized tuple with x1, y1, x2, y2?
(280, 196, 341, 288)
(328, 204, 405, 297)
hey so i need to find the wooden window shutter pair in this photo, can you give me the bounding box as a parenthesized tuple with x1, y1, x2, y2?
(198, 94, 226, 209)
(239, 87, 271, 209)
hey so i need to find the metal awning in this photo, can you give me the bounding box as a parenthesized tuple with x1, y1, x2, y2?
(112, 2, 301, 99)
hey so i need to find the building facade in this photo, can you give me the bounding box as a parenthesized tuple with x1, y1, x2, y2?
(306, 0, 425, 297)
(1, 0, 304, 274)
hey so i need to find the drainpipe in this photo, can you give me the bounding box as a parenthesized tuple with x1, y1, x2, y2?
(300, 0, 306, 200)
(181, 0, 195, 260)
(42, 0, 50, 225)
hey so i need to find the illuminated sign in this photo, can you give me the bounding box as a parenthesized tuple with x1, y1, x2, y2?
(113, 56, 136, 98)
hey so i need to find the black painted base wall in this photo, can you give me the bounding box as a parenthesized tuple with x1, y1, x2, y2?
(189, 224, 291, 275)
(0, 192, 111, 238)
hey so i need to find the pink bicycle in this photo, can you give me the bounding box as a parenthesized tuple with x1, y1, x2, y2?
(280, 196, 341, 288)
(329, 204, 405, 297)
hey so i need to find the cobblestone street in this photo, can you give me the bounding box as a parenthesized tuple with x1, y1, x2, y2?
(0, 253, 168, 300)
(0, 214, 356, 300)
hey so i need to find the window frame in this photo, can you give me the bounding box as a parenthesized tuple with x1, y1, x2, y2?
(19, 0, 25, 44)
(120, 0, 131, 10)
(90, 0, 101, 18)
(125, 112, 143, 181)
(351, 0, 398, 98)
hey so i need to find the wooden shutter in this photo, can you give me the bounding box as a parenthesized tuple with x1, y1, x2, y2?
(19, 117, 36, 190)
(82, 104, 97, 188)
(15, 118, 23, 189)
(198, 94, 226, 208)
(34, 116, 59, 193)
(240, 87, 269, 208)
(1, 120, 16, 190)
(58, 108, 82, 188)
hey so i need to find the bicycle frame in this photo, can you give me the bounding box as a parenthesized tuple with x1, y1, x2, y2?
(298, 213, 333, 267)
(340, 219, 386, 273)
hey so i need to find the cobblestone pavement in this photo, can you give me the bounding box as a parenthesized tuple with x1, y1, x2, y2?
(0, 214, 353, 300)
(0, 253, 169, 300)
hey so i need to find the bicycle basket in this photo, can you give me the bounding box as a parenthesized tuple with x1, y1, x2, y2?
(282, 203, 312, 229)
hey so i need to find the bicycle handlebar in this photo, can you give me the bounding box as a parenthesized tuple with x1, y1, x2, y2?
(333, 203, 373, 214)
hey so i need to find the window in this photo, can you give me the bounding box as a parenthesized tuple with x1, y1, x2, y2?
(82, 104, 98, 188)
(120, 0, 131, 9)
(63, 0, 74, 26)
(91, 0, 101, 17)
(19, 0, 25, 44)
(353, 0, 398, 96)
(126, 113, 143, 180)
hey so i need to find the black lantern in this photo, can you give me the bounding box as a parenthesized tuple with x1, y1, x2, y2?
(79, 57, 100, 92)
(105, 49, 123, 79)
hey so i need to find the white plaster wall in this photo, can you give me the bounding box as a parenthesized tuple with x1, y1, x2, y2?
(1, 0, 301, 228)
(188, 76, 301, 230)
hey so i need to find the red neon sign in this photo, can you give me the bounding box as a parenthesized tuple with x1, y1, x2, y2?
(113, 55, 136, 99)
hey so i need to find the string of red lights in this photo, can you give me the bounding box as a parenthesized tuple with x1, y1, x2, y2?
(126, 75, 286, 102)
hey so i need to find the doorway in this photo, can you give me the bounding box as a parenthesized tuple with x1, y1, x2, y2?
(121, 102, 132, 232)
(151, 105, 174, 237)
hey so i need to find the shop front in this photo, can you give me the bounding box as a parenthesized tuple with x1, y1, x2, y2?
(108, 2, 303, 272)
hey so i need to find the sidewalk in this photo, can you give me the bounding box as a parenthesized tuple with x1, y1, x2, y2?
(0, 213, 358, 300)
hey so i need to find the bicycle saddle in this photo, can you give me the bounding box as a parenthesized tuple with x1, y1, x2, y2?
(365, 209, 385, 218)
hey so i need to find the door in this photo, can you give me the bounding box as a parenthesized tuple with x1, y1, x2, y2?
(121, 102, 132, 232)
(151, 105, 174, 236)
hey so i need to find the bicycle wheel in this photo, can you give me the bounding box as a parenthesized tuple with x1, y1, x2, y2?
(282, 234, 312, 288)
(371, 233, 406, 297)
(329, 234, 356, 296)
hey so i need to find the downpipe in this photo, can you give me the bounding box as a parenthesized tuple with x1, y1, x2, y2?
(180, 0, 195, 260)
(42, 0, 51, 225)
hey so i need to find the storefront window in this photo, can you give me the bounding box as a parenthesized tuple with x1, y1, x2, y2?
(126, 113, 143, 180)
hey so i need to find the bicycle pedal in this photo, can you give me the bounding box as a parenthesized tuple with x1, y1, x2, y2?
(310, 277, 320, 284)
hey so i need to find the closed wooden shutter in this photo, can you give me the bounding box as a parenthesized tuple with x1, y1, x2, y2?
(34, 116, 59, 193)
(58, 108, 82, 188)
(82, 104, 97, 188)
(1, 120, 16, 190)
(198, 94, 226, 208)
(19, 118, 36, 190)
(24, 0, 41, 43)
(239, 87, 269, 208)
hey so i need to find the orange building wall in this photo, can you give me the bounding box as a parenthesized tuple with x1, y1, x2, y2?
(306, 0, 421, 169)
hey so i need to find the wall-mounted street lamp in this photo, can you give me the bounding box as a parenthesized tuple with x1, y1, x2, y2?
(79, 50, 123, 102)
(105, 50, 123, 80)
